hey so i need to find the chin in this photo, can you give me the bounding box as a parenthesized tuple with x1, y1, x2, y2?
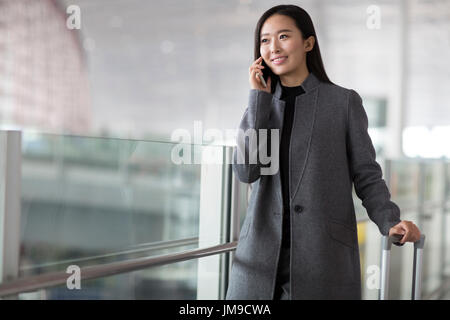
(273, 69, 292, 77)
(271, 67, 286, 76)
(271, 64, 291, 73)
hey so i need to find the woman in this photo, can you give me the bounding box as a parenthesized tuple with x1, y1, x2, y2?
(226, 5, 421, 300)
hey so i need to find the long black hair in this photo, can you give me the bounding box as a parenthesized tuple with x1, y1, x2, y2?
(254, 5, 333, 92)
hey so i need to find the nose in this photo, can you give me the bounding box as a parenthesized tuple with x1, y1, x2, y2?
(270, 39, 280, 54)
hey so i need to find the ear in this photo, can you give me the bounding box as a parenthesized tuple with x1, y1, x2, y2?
(304, 35, 315, 52)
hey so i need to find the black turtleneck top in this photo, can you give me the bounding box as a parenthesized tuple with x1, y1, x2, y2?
(279, 83, 305, 249)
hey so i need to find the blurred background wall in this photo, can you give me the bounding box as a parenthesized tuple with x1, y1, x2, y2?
(1, 0, 449, 157)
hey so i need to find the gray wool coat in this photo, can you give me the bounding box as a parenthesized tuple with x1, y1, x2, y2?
(225, 72, 401, 300)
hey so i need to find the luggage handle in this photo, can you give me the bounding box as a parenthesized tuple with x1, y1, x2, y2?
(380, 234, 426, 300)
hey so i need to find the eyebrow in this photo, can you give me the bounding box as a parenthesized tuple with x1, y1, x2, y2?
(260, 29, 294, 37)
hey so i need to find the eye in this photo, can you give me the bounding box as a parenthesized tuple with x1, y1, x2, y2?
(260, 39, 267, 43)
(280, 34, 288, 39)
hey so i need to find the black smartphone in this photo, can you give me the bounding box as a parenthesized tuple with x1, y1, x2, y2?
(258, 73, 267, 88)
(258, 59, 269, 88)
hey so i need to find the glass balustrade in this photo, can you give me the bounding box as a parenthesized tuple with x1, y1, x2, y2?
(1, 130, 235, 299)
(0, 130, 449, 300)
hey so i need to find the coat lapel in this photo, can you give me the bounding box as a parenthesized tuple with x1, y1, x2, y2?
(273, 72, 321, 204)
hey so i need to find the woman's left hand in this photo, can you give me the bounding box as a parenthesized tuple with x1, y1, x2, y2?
(388, 220, 421, 244)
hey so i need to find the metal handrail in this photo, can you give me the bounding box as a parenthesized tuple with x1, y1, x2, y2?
(0, 241, 238, 298)
(19, 237, 199, 272)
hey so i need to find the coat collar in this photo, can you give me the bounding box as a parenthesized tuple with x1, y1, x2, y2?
(273, 71, 321, 99)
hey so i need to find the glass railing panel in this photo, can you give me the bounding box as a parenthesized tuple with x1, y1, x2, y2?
(388, 160, 420, 208)
(446, 162, 450, 204)
(422, 161, 446, 205)
(359, 159, 450, 299)
(16, 131, 231, 279)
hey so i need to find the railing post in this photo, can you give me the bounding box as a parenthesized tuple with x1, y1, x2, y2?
(219, 146, 233, 299)
(228, 147, 244, 271)
(0, 130, 22, 299)
(197, 144, 225, 299)
(439, 160, 449, 299)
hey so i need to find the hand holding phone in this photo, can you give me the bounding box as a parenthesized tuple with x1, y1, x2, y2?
(249, 57, 271, 93)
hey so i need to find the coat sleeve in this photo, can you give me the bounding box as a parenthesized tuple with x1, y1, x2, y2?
(346, 89, 401, 236)
(232, 89, 275, 183)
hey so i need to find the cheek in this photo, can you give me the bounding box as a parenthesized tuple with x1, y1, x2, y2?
(286, 39, 303, 51)
(289, 47, 305, 63)
(260, 47, 269, 57)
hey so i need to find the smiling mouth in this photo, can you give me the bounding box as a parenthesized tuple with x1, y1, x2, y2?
(272, 56, 287, 65)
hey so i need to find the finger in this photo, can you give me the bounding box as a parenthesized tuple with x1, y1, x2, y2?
(254, 57, 264, 65)
(255, 72, 264, 85)
(389, 226, 399, 236)
(249, 65, 265, 75)
(252, 70, 262, 85)
(407, 224, 422, 243)
(389, 225, 404, 236)
(400, 229, 411, 244)
(390, 229, 406, 244)
(252, 57, 262, 66)
(255, 72, 260, 80)
(393, 233, 404, 243)
(251, 63, 265, 70)
(392, 227, 404, 236)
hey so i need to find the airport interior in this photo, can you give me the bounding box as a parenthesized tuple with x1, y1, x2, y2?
(0, 0, 449, 300)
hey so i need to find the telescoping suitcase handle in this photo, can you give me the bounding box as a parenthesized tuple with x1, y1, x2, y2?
(380, 234, 426, 300)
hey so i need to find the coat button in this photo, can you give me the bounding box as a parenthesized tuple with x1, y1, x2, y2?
(294, 205, 303, 213)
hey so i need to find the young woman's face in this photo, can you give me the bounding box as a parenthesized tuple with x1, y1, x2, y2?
(259, 14, 312, 80)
